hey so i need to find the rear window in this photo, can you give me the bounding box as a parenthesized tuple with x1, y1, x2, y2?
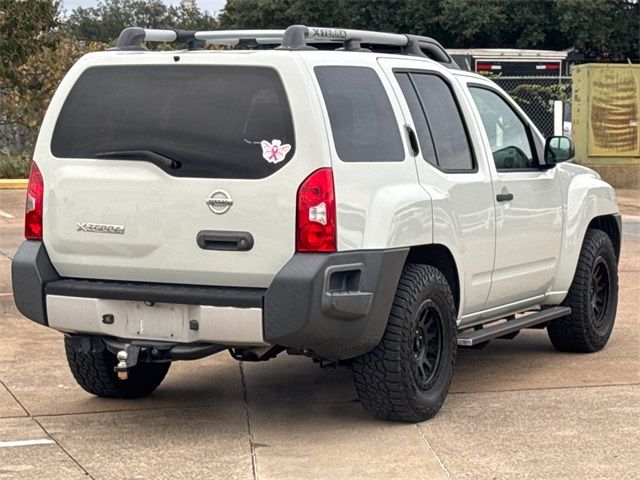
(51, 66, 295, 179)
(315, 66, 404, 162)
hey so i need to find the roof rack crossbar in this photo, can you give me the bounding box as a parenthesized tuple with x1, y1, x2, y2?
(116, 27, 203, 50)
(114, 25, 457, 67)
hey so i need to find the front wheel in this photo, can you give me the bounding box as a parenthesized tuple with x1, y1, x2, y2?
(547, 229, 618, 352)
(352, 264, 457, 422)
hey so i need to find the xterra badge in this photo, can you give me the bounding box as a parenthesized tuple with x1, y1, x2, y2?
(76, 222, 125, 234)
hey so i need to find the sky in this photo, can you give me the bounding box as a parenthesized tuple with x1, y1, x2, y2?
(61, 0, 228, 15)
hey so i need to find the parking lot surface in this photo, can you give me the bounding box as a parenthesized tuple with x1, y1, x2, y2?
(1, 188, 638, 479)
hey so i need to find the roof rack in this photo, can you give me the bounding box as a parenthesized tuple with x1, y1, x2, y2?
(114, 25, 458, 68)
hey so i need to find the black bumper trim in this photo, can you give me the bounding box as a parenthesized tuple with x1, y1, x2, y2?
(12, 241, 409, 360)
(11, 240, 61, 325)
(45, 279, 265, 308)
(264, 248, 409, 359)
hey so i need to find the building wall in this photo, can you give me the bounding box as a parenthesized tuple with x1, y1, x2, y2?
(572, 64, 639, 188)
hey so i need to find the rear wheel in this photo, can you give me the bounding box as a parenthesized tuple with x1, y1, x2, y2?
(352, 264, 456, 422)
(64, 336, 170, 398)
(547, 229, 618, 352)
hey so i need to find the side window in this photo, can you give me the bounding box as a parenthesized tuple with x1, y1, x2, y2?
(469, 87, 537, 170)
(410, 73, 475, 171)
(315, 66, 404, 162)
(395, 73, 438, 167)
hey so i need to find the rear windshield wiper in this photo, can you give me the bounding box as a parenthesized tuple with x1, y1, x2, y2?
(94, 150, 181, 169)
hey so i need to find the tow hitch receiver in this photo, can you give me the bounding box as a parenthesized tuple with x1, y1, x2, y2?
(66, 335, 227, 380)
(113, 344, 141, 380)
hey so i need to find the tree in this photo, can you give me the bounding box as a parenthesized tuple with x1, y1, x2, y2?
(4, 38, 106, 132)
(219, 0, 407, 30)
(64, 0, 217, 44)
(555, 0, 639, 61)
(219, 0, 639, 61)
(0, 0, 61, 87)
(437, 0, 554, 49)
(0, 0, 62, 173)
(2, 38, 108, 161)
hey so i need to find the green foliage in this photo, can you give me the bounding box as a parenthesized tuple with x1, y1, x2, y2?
(0, 153, 31, 179)
(64, 0, 217, 43)
(220, 0, 640, 61)
(0, 0, 61, 87)
(219, 0, 411, 31)
(0, 0, 67, 173)
(3, 37, 107, 135)
(438, 0, 553, 49)
(1, 37, 108, 165)
(555, 0, 639, 60)
(507, 83, 572, 113)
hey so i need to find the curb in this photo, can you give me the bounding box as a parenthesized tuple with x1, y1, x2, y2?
(0, 179, 28, 189)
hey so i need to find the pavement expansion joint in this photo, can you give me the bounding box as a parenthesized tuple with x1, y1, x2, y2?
(0, 379, 29, 417)
(28, 402, 220, 419)
(416, 424, 451, 479)
(32, 416, 96, 480)
(449, 382, 640, 396)
(239, 361, 259, 480)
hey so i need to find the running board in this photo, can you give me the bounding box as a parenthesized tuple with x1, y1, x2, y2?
(457, 306, 571, 347)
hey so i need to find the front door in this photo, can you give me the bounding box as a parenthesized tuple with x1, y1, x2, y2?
(466, 84, 563, 309)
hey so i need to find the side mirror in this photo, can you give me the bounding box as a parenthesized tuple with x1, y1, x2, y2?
(544, 136, 575, 165)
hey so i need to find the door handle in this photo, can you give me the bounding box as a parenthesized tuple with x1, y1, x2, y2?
(197, 231, 254, 251)
(496, 192, 514, 202)
(406, 126, 420, 157)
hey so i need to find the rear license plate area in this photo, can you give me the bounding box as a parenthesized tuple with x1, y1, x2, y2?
(124, 302, 187, 340)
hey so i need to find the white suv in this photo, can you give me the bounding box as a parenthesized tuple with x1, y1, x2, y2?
(11, 25, 621, 422)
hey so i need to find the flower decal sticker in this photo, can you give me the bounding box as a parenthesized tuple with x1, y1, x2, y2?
(261, 139, 291, 164)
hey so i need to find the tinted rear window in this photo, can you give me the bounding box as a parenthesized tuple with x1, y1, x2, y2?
(315, 66, 404, 162)
(51, 66, 295, 179)
(410, 74, 474, 171)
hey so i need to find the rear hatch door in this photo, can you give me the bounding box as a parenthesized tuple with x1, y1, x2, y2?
(40, 55, 319, 287)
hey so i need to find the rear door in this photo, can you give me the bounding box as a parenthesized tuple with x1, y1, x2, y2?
(378, 58, 497, 317)
(38, 56, 324, 288)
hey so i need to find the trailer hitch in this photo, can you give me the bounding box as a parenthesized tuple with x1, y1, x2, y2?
(67, 335, 227, 380)
(113, 344, 141, 380)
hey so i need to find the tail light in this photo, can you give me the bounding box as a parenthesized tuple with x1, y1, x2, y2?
(25, 162, 44, 240)
(296, 168, 336, 252)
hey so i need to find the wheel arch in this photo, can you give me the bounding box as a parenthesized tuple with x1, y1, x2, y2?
(550, 171, 620, 296)
(587, 214, 621, 262)
(406, 244, 461, 316)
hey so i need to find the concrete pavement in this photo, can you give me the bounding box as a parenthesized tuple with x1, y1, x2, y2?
(0, 188, 638, 479)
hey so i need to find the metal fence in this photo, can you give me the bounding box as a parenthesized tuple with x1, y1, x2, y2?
(0, 87, 30, 154)
(492, 76, 572, 137)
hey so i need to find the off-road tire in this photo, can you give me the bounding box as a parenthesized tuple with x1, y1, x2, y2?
(352, 264, 457, 422)
(64, 336, 170, 398)
(548, 229, 618, 353)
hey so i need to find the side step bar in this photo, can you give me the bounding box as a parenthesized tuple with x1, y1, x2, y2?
(457, 306, 571, 347)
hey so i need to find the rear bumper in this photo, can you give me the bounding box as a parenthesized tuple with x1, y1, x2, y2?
(11, 241, 407, 359)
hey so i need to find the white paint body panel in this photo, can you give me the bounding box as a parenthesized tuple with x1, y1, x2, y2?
(455, 75, 564, 309)
(36, 51, 330, 288)
(36, 48, 620, 332)
(549, 163, 619, 293)
(300, 52, 433, 252)
(377, 58, 496, 315)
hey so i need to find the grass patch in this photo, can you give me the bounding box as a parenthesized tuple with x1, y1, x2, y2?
(0, 154, 30, 179)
